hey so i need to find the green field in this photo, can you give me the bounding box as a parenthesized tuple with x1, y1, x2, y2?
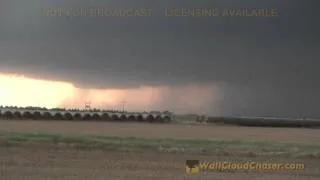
(206, 116, 320, 128)
(1, 131, 320, 158)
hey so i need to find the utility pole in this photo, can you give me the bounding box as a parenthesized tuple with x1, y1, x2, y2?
(84, 101, 91, 110)
(120, 100, 126, 112)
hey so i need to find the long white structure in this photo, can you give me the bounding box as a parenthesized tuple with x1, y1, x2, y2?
(0, 107, 172, 123)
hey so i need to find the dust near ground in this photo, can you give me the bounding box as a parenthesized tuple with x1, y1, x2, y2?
(0, 120, 320, 179)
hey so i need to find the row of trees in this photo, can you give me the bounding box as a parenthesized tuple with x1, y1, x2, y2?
(0, 106, 174, 114)
(0, 110, 172, 123)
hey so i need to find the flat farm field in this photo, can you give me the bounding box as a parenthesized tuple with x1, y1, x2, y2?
(0, 119, 320, 180)
(0, 119, 319, 144)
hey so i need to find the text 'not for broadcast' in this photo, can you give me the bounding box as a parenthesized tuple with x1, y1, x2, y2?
(42, 7, 279, 18)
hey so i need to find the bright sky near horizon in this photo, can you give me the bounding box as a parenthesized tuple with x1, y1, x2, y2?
(0, 74, 218, 112)
(0, 73, 220, 114)
(0, 73, 158, 110)
(0, 73, 74, 108)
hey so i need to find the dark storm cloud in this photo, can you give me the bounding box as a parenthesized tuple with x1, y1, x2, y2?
(0, 0, 319, 117)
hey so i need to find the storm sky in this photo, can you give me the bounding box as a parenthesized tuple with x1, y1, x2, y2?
(0, 0, 319, 117)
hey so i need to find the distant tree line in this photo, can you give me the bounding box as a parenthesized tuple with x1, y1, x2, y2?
(0, 106, 174, 114)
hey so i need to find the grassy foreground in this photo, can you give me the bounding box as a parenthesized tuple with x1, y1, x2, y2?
(0, 131, 319, 158)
